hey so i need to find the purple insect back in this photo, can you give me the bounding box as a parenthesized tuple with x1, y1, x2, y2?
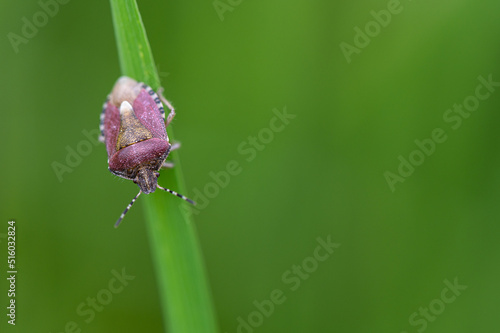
(99, 76, 194, 228)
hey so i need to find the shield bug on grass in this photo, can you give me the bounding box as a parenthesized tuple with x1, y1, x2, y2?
(99, 76, 194, 227)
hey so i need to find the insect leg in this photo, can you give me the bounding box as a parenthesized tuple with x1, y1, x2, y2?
(158, 87, 176, 127)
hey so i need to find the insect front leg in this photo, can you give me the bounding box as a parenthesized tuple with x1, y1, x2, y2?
(162, 161, 175, 169)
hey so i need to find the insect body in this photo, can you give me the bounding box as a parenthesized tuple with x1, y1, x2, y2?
(99, 76, 194, 227)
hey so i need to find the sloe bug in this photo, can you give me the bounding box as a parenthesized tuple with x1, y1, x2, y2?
(99, 76, 194, 227)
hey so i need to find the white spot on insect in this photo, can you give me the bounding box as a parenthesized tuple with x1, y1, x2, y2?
(120, 101, 134, 115)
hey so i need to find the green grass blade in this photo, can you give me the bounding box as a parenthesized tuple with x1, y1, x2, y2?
(109, 1, 219, 332)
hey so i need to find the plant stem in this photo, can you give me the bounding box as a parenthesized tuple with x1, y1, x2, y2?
(109, 1, 218, 332)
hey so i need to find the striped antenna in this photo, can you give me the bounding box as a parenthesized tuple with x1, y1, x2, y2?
(157, 185, 196, 205)
(114, 190, 142, 228)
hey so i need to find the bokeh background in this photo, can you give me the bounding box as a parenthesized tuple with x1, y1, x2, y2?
(1, 0, 500, 332)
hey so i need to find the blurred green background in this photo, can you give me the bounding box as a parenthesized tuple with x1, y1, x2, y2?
(1, 0, 500, 332)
